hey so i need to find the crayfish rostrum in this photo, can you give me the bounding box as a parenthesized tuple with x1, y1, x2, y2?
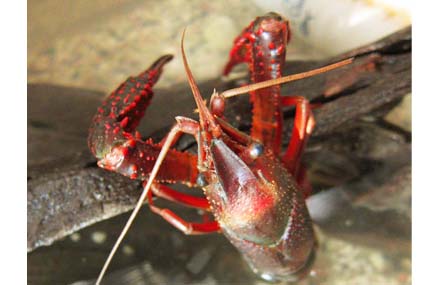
(88, 12, 352, 284)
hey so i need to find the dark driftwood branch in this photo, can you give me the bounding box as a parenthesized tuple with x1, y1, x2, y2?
(27, 27, 411, 252)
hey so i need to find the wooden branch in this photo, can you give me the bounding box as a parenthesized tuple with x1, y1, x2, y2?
(27, 27, 411, 252)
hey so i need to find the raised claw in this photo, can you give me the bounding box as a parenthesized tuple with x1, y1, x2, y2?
(88, 55, 198, 185)
(88, 55, 173, 160)
(223, 12, 290, 155)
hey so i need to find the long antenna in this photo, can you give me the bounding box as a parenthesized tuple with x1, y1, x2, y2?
(180, 29, 218, 132)
(220, 58, 353, 98)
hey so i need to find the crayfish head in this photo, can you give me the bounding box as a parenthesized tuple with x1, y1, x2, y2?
(206, 139, 298, 245)
(206, 139, 316, 281)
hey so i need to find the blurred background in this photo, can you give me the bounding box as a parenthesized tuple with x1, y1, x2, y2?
(28, 1, 411, 284)
(28, 0, 410, 91)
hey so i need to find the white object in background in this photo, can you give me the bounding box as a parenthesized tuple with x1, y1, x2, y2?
(254, 0, 411, 58)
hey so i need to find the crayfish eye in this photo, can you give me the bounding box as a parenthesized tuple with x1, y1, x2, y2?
(210, 93, 225, 117)
(196, 173, 209, 187)
(248, 142, 264, 159)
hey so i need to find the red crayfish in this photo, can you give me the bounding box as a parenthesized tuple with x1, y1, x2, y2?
(88, 12, 352, 284)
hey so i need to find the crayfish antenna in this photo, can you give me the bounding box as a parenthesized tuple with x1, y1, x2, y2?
(220, 58, 353, 98)
(181, 29, 221, 137)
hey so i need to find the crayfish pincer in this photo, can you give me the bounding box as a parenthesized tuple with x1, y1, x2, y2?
(88, 12, 352, 284)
